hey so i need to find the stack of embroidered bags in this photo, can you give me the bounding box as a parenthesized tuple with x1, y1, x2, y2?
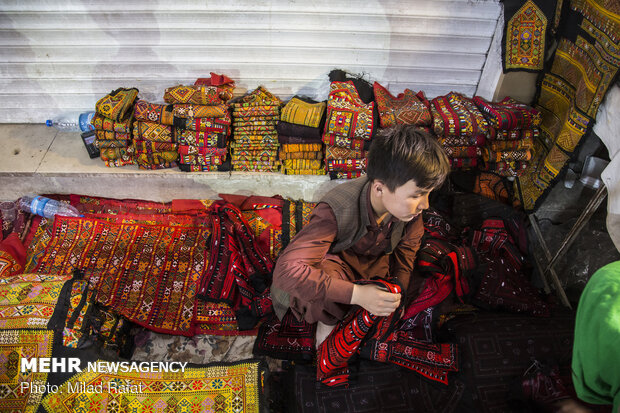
(164, 77, 234, 172)
(473, 96, 540, 177)
(322, 81, 375, 179)
(92, 88, 139, 167)
(132, 100, 178, 169)
(231, 86, 282, 172)
(278, 96, 326, 175)
(431, 92, 490, 170)
(373, 82, 432, 132)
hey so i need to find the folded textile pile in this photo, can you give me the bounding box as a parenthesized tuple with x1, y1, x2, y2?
(322, 81, 375, 179)
(91, 88, 138, 167)
(163, 77, 234, 172)
(473, 96, 541, 177)
(231, 86, 282, 172)
(373, 82, 432, 129)
(132, 100, 178, 170)
(431, 92, 490, 169)
(278, 96, 326, 175)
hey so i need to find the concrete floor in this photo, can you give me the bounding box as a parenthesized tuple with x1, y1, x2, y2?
(528, 131, 619, 305)
(0, 124, 342, 202)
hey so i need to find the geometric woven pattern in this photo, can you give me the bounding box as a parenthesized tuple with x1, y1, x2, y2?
(133, 121, 175, 142)
(42, 360, 263, 413)
(431, 92, 490, 137)
(163, 84, 234, 105)
(325, 81, 375, 140)
(290, 361, 465, 413)
(373, 82, 431, 128)
(441, 311, 575, 413)
(0, 329, 53, 413)
(33, 216, 211, 336)
(95, 88, 139, 122)
(0, 273, 70, 329)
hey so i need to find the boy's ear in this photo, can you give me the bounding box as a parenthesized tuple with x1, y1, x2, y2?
(372, 180, 385, 194)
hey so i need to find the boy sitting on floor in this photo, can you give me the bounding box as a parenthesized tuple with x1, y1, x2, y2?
(271, 125, 450, 346)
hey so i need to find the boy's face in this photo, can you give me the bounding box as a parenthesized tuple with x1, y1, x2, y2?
(378, 179, 431, 222)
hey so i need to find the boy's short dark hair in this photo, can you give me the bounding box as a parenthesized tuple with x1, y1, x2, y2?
(366, 125, 450, 191)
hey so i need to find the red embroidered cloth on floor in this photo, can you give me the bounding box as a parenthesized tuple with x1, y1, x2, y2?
(32, 216, 210, 336)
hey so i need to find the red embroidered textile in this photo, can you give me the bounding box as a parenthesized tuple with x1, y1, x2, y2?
(373, 82, 431, 128)
(324, 81, 375, 141)
(360, 330, 459, 385)
(431, 92, 490, 137)
(473, 96, 541, 130)
(317, 279, 401, 386)
(253, 310, 316, 361)
(197, 201, 274, 329)
(0, 233, 26, 277)
(193, 72, 235, 87)
(32, 216, 211, 336)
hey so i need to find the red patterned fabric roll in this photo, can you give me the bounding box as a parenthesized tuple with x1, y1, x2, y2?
(473, 96, 541, 130)
(326, 158, 367, 172)
(442, 146, 482, 158)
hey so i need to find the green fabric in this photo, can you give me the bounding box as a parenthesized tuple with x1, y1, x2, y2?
(572, 260, 620, 412)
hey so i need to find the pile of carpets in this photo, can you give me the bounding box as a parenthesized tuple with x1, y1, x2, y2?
(163, 78, 234, 172)
(132, 100, 178, 169)
(231, 86, 282, 172)
(473, 96, 540, 177)
(92, 87, 138, 167)
(277, 96, 326, 175)
(431, 92, 489, 170)
(322, 81, 375, 179)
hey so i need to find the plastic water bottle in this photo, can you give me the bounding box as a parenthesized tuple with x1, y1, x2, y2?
(18, 196, 81, 220)
(45, 112, 96, 132)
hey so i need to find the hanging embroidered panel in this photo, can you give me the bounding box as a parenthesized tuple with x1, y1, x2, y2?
(42, 360, 264, 413)
(0, 329, 53, 413)
(505, 0, 548, 71)
(32, 216, 211, 336)
(514, 0, 619, 211)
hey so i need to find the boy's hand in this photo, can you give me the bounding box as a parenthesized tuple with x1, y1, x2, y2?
(350, 284, 401, 316)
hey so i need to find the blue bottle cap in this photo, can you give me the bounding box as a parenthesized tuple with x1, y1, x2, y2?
(46, 120, 53, 127)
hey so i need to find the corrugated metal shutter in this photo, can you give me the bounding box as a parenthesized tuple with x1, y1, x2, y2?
(0, 0, 501, 123)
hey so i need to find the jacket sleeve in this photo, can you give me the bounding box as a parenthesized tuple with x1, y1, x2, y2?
(272, 202, 355, 306)
(389, 214, 424, 295)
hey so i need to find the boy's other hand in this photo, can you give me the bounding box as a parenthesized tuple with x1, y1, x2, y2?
(350, 284, 401, 316)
